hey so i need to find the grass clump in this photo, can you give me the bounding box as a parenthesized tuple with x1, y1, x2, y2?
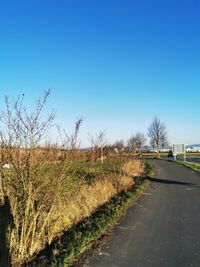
(28, 160, 151, 267)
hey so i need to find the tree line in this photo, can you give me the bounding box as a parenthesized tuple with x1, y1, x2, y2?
(113, 117, 168, 156)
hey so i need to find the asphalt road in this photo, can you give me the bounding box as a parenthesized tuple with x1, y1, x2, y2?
(87, 160, 200, 267)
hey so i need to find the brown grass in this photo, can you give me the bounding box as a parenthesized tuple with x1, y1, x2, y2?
(122, 160, 145, 177)
(1, 158, 144, 265)
(45, 160, 144, 241)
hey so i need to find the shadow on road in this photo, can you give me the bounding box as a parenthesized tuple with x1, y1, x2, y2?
(0, 196, 13, 267)
(148, 177, 196, 186)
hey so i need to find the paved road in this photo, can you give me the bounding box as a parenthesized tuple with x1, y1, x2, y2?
(88, 160, 200, 267)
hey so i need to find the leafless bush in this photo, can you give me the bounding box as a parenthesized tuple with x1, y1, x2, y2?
(0, 90, 83, 265)
(87, 131, 107, 163)
(56, 117, 83, 161)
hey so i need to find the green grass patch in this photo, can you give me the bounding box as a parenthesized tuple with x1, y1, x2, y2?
(66, 155, 135, 185)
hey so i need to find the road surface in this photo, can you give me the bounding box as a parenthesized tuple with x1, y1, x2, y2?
(87, 160, 200, 267)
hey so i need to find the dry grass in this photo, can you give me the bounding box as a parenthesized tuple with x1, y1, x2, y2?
(33, 159, 144, 247)
(0, 157, 144, 266)
(41, 160, 144, 247)
(122, 160, 145, 177)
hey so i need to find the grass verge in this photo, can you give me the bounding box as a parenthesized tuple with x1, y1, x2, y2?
(159, 156, 200, 173)
(28, 161, 152, 267)
(171, 160, 200, 173)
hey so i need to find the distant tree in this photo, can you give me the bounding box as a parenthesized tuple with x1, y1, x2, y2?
(134, 132, 146, 155)
(161, 135, 169, 149)
(127, 133, 146, 156)
(147, 117, 167, 157)
(88, 131, 107, 163)
(150, 139, 156, 151)
(113, 139, 124, 152)
(57, 117, 83, 160)
(97, 131, 107, 163)
(127, 135, 137, 156)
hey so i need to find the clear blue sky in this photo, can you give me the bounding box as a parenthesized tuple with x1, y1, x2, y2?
(1, 0, 200, 146)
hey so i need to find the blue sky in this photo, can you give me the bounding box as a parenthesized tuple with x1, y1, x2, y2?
(0, 0, 200, 146)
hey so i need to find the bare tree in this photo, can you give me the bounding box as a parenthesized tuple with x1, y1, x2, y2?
(147, 117, 167, 157)
(57, 117, 83, 160)
(134, 132, 146, 155)
(69, 117, 83, 150)
(0, 89, 55, 175)
(0, 90, 84, 264)
(150, 138, 156, 151)
(161, 135, 169, 149)
(113, 139, 124, 152)
(127, 135, 137, 156)
(127, 133, 146, 156)
(0, 90, 59, 263)
(88, 131, 107, 163)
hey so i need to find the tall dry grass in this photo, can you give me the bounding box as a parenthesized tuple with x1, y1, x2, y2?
(46, 159, 144, 241)
(0, 156, 144, 266)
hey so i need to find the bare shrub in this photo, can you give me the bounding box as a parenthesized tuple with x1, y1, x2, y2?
(0, 91, 83, 265)
(0, 90, 145, 266)
(87, 131, 107, 162)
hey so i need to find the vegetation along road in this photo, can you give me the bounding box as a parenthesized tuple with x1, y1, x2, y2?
(87, 159, 200, 267)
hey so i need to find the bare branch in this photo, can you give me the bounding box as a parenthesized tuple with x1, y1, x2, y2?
(147, 117, 167, 157)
